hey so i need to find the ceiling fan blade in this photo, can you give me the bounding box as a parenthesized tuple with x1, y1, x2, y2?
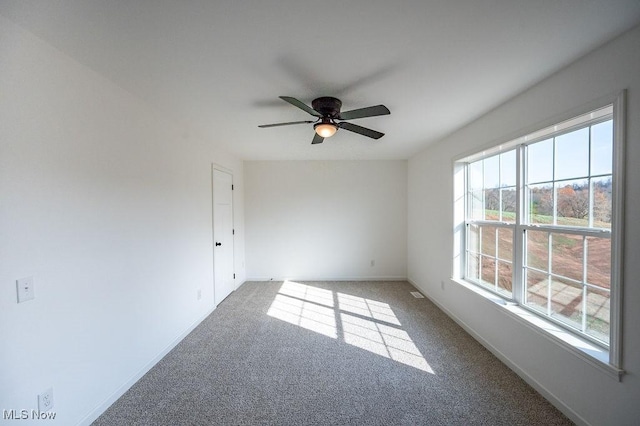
(258, 120, 314, 128)
(311, 133, 325, 144)
(338, 122, 385, 139)
(280, 96, 321, 117)
(338, 104, 390, 120)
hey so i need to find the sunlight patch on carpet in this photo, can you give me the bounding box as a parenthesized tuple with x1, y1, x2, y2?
(267, 281, 434, 374)
(267, 293, 337, 339)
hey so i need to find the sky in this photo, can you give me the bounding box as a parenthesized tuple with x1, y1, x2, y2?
(470, 119, 613, 189)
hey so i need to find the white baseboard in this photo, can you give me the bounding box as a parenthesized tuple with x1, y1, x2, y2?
(407, 278, 590, 426)
(77, 305, 217, 426)
(245, 276, 408, 282)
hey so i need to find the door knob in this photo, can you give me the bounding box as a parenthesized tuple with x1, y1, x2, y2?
(215, 242, 222, 246)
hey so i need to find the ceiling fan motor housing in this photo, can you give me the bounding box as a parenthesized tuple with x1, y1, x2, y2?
(312, 97, 342, 118)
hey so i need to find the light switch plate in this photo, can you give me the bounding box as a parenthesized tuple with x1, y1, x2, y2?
(16, 276, 35, 303)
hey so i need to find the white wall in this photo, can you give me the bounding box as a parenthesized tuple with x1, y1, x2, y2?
(245, 161, 407, 281)
(0, 16, 245, 425)
(408, 25, 640, 425)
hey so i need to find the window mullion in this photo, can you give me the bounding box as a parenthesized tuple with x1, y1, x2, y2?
(498, 155, 503, 222)
(495, 230, 499, 292)
(481, 160, 486, 221)
(547, 233, 553, 317)
(552, 137, 558, 226)
(588, 126, 594, 228)
(582, 236, 588, 332)
(513, 145, 524, 303)
(588, 177, 594, 228)
(479, 227, 483, 284)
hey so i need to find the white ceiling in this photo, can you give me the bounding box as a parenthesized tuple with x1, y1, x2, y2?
(2, 1, 640, 160)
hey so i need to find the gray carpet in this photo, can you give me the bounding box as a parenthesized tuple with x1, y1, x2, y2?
(93, 281, 573, 425)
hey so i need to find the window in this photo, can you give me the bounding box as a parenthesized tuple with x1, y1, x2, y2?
(456, 98, 624, 368)
(466, 150, 516, 298)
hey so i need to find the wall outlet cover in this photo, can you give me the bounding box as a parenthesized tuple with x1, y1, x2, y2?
(16, 277, 35, 303)
(38, 388, 54, 412)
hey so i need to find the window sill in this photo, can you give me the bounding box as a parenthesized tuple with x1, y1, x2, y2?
(451, 278, 624, 382)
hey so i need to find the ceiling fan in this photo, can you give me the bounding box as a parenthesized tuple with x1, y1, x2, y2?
(259, 96, 390, 144)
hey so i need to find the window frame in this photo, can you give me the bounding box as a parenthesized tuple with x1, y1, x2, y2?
(453, 91, 625, 372)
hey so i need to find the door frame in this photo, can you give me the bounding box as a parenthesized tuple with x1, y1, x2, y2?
(212, 164, 235, 305)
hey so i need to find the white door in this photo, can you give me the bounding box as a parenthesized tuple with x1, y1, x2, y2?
(213, 168, 235, 305)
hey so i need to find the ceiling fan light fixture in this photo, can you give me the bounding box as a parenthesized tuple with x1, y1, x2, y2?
(314, 122, 338, 138)
(259, 96, 389, 144)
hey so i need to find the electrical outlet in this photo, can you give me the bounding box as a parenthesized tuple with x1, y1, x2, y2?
(38, 388, 54, 412)
(197, 289, 202, 300)
(16, 277, 35, 303)
(441, 280, 445, 290)
(370, 260, 375, 267)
